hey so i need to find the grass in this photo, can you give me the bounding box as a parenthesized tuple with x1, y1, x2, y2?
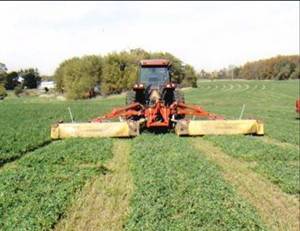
(0, 138, 113, 231)
(184, 80, 299, 195)
(204, 135, 299, 194)
(0, 96, 123, 165)
(191, 138, 299, 231)
(0, 80, 299, 230)
(55, 140, 133, 231)
(125, 134, 266, 231)
(187, 80, 299, 145)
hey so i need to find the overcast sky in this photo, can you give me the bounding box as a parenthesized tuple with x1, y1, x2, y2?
(0, 1, 299, 75)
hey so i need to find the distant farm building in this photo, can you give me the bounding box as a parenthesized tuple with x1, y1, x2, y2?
(38, 81, 55, 90)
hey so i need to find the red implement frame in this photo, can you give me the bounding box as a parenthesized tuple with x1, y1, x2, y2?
(175, 102, 222, 120)
(145, 102, 171, 127)
(91, 101, 223, 127)
(91, 103, 144, 122)
(296, 99, 300, 114)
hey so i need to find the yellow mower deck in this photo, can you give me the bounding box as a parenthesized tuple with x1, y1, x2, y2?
(51, 119, 263, 139)
(51, 121, 139, 139)
(175, 119, 264, 136)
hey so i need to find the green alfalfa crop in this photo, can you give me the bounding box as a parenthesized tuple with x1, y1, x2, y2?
(187, 80, 299, 145)
(205, 135, 299, 194)
(125, 134, 267, 231)
(0, 138, 113, 230)
(0, 96, 123, 165)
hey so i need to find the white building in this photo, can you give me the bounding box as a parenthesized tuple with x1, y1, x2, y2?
(17, 76, 24, 83)
(38, 80, 55, 90)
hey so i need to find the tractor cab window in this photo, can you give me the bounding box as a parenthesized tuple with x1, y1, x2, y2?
(140, 67, 169, 86)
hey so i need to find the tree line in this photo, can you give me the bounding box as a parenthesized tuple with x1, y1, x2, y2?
(0, 65, 41, 98)
(54, 49, 198, 99)
(1, 54, 299, 100)
(199, 55, 300, 80)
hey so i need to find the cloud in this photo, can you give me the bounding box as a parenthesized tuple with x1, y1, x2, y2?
(0, 1, 298, 74)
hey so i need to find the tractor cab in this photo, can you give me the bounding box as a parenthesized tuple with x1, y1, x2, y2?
(138, 59, 171, 87)
(132, 59, 177, 106)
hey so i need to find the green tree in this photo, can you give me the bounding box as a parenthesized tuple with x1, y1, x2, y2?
(290, 66, 300, 79)
(237, 55, 299, 80)
(0, 84, 7, 99)
(101, 50, 145, 95)
(19, 68, 41, 88)
(0, 71, 6, 86)
(54, 49, 199, 98)
(129, 48, 151, 61)
(54, 55, 102, 99)
(274, 61, 295, 80)
(199, 69, 210, 79)
(54, 58, 75, 93)
(217, 69, 227, 79)
(181, 64, 197, 87)
(101, 62, 122, 95)
(233, 67, 240, 79)
(5, 71, 19, 90)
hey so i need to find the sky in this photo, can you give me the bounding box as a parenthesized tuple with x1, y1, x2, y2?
(0, 1, 299, 75)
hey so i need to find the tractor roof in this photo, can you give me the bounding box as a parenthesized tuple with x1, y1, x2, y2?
(140, 59, 170, 66)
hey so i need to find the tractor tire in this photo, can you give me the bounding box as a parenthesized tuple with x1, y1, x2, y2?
(126, 90, 136, 105)
(174, 89, 185, 103)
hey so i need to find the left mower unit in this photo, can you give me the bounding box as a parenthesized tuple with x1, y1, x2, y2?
(51, 120, 139, 139)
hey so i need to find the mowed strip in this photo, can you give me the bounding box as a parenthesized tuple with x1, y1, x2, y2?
(204, 136, 299, 194)
(0, 139, 113, 231)
(258, 136, 299, 150)
(55, 140, 133, 231)
(125, 134, 266, 231)
(191, 138, 299, 231)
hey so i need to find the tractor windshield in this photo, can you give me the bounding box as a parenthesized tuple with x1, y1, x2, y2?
(140, 67, 169, 86)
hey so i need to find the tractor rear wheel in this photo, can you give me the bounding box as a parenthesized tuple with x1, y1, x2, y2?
(126, 90, 136, 105)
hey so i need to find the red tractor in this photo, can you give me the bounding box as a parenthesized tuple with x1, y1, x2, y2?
(92, 59, 219, 128)
(51, 59, 264, 139)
